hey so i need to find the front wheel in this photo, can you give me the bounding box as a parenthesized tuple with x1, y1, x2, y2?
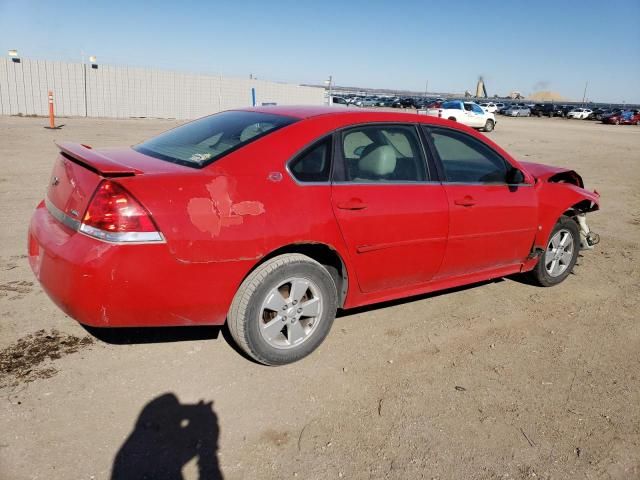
(483, 119, 495, 132)
(529, 216, 580, 287)
(228, 254, 338, 365)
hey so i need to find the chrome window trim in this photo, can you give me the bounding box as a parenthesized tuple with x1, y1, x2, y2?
(440, 182, 533, 187)
(331, 180, 442, 186)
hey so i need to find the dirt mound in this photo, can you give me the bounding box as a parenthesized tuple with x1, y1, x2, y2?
(529, 90, 567, 101)
(0, 329, 94, 387)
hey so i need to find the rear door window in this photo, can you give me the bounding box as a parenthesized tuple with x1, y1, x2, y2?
(338, 125, 427, 182)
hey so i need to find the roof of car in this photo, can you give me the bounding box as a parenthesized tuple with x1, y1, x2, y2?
(239, 105, 440, 121)
(235, 105, 497, 132)
(240, 105, 362, 119)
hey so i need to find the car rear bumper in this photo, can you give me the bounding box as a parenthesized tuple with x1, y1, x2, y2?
(28, 200, 243, 327)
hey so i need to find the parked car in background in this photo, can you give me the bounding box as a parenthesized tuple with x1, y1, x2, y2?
(28, 106, 600, 365)
(376, 97, 396, 107)
(360, 97, 379, 107)
(587, 108, 607, 120)
(392, 97, 418, 109)
(530, 103, 562, 117)
(498, 103, 514, 114)
(529, 104, 545, 117)
(567, 108, 593, 120)
(598, 108, 623, 121)
(559, 105, 575, 117)
(426, 100, 496, 131)
(331, 96, 349, 107)
(479, 102, 498, 114)
(602, 109, 640, 125)
(504, 105, 531, 117)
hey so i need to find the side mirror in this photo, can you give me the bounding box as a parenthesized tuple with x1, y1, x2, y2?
(506, 168, 525, 184)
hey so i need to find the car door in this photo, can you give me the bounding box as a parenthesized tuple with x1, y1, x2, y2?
(471, 104, 488, 126)
(423, 126, 538, 279)
(331, 124, 449, 293)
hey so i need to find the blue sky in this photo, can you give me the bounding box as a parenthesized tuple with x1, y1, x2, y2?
(1, 0, 638, 103)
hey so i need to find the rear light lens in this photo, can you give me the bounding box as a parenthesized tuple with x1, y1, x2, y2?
(80, 180, 163, 243)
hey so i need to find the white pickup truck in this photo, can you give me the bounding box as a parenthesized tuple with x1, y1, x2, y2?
(425, 100, 496, 132)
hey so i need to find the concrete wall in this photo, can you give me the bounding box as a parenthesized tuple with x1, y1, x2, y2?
(0, 58, 325, 119)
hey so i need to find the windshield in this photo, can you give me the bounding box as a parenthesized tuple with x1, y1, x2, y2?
(442, 101, 461, 110)
(134, 111, 297, 167)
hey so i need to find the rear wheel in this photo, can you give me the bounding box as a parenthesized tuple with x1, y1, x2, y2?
(228, 254, 338, 365)
(530, 216, 580, 287)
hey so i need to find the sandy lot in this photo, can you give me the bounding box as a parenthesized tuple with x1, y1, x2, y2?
(0, 114, 639, 480)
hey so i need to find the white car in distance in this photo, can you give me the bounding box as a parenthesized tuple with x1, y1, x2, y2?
(567, 108, 592, 119)
(426, 100, 497, 132)
(479, 102, 498, 113)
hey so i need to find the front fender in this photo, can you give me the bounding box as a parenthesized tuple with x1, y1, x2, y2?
(534, 182, 600, 249)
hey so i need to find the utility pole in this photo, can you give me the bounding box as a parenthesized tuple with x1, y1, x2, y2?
(325, 75, 333, 105)
(425, 80, 429, 97)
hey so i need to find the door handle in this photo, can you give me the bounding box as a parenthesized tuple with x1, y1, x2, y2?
(336, 198, 367, 210)
(454, 196, 475, 207)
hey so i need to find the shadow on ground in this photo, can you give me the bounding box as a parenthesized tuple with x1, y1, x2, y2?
(111, 393, 223, 479)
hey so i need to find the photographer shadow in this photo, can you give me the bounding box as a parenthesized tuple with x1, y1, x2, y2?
(112, 393, 223, 479)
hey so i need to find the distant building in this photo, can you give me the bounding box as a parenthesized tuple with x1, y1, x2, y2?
(475, 77, 488, 98)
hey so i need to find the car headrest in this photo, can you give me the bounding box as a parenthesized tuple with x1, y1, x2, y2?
(358, 145, 396, 176)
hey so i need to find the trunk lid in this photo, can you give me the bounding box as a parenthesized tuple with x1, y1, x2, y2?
(46, 142, 193, 230)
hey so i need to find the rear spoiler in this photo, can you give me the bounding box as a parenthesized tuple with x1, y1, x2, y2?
(56, 142, 142, 176)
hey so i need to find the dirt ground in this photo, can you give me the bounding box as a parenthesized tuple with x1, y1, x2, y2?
(0, 114, 639, 480)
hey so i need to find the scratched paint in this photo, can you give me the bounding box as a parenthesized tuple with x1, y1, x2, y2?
(187, 177, 265, 237)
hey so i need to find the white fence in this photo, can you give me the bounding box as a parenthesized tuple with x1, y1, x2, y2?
(0, 58, 325, 119)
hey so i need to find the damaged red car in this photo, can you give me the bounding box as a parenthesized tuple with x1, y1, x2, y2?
(28, 107, 600, 365)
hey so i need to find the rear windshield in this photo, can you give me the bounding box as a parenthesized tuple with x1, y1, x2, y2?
(134, 111, 297, 167)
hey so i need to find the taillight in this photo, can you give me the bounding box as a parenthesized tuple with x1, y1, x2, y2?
(80, 180, 163, 243)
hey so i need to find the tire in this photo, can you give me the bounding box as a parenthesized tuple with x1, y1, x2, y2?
(529, 216, 580, 287)
(228, 253, 338, 365)
(483, 119, 495, 132)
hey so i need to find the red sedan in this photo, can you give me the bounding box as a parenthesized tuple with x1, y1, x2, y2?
(28, 107, 600, 365)
(602, 109, 640, 125)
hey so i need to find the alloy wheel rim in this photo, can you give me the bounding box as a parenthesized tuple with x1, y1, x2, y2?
(259, 277, 323, 349)
(544, 229, 574, 277)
